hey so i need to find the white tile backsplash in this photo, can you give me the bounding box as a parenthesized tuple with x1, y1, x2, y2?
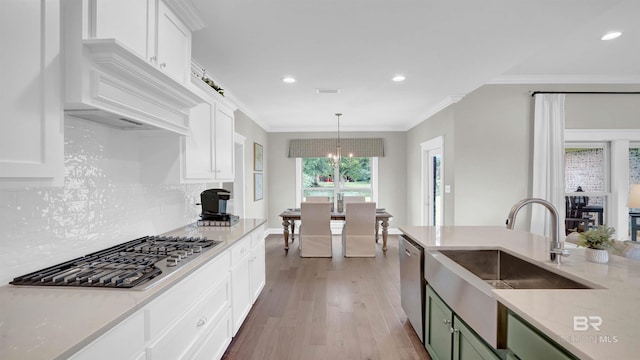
(0, 117, 216, 285)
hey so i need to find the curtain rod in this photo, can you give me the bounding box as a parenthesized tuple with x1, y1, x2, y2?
(531, 91, 640, 97)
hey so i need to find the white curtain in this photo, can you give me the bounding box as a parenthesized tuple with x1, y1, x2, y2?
(531, 94, 566, 238)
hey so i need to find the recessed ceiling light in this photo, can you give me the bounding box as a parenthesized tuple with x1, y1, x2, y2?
(601, 31, 622, 41)
(282, 76, 296, 84)
(392, 75, 406, 82)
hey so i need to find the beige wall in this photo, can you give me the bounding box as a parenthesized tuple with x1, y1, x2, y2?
(566, 93, 640, 129)
(236, 84, 640, 230)
(234, 110, 269, 220)
(266, 131, 407, 229)
(406, 106, 456, 226)
(406, 84, 640, 229)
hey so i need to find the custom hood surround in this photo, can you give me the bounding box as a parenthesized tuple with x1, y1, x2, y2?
(62, 0, 205, 135)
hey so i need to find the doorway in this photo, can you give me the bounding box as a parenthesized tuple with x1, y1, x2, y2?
(233, 134, 246, 218)
(421, 137, 443, 226)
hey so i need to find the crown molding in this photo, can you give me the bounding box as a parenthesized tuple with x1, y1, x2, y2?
(488, 75, 640, 85)
(404, 95, 465, 130)
(163, 0, 206, 31)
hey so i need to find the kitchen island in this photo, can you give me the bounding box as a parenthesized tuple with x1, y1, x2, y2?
(0, 219, 266, 360)
(400, 226, 640, 360)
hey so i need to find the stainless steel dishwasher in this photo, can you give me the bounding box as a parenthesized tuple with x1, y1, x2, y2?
(400, 235, 424, 343)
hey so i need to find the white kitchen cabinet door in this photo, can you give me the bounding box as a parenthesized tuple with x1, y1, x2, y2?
(68, 311, 146, 360)
(214, 104, 235, 181)
(156, 0, 191, 83)
(0, 0, 63, 183)
(230, 236, 252, 335)
(93, 0, 153, 60)
(184, 101, 215, 180)
(250, 229, 266, 302)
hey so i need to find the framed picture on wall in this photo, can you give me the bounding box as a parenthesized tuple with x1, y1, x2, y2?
(254, 142, 263, 171)
(254, 173, 263, 201)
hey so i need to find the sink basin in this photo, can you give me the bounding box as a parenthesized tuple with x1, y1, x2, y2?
(424, 247, 602, 349)
(438, 249, 593, 289)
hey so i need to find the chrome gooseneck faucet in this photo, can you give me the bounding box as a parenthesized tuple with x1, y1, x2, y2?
(506, 198, 569, 264)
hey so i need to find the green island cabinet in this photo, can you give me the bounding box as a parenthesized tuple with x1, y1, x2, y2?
(507, 312, 577, 360)
(425, 285, 500, 360)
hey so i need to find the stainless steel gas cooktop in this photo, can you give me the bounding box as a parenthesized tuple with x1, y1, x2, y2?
(10, 235, 221, 290)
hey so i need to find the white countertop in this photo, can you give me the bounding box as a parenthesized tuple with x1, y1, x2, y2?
(0, 219, 266, 360)
(399, 226, 640, 360)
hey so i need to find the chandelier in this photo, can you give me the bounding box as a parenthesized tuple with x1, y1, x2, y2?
(328, 113, 352, 168)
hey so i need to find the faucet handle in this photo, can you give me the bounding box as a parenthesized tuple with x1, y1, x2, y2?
(550, 247, 570, 264)
(551, 247, 570, 257)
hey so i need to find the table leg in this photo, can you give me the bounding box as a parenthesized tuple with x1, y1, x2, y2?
(282, 219, 291, 251)
(375, 221, 380, 243)
(291, 221, 296, 242)
(381, 219, 389, 252)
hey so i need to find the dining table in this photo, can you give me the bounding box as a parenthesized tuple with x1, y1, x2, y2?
(278, 208, 393, 252)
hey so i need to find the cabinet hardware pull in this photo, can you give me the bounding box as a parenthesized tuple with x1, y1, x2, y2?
(443, 319, 451, 324)
(149, 56, 157, 63)
(160, 62, 167, 68)
(405, 249, 411, 256)
(197, 317, 207, 327)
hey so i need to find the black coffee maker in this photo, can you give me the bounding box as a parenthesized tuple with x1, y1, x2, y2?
(198, 188, 239, 226)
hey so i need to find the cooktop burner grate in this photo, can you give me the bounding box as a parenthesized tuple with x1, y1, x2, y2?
(10, 235, 221, 289)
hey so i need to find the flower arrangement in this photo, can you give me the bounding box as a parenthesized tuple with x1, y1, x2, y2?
(201, 69, 224, 96)
(576, 225, 615, 250)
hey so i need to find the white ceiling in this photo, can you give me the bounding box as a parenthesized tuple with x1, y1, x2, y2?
(190, 0, 640, 132)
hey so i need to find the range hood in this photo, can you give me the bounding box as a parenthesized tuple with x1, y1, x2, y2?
(65, 109, 159, 130)
(64, 39, 202, 135)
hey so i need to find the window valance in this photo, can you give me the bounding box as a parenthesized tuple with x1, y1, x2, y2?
(288, 138, 384, 158)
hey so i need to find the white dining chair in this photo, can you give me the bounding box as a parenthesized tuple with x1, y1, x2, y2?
(305, 196, 330, 203)
(343, 196, 366, 203)
(342, 202, 377, 257)
(299, 202, 332, 257)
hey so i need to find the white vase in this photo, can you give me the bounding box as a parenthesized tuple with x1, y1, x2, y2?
(585, 248, 609, 264)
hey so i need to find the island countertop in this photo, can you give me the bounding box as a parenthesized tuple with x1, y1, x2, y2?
(0, 219, 266, 360)
(399, 226, 640, 360)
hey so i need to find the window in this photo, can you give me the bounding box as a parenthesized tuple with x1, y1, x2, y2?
(297, 157, 377, 206)
(630, 143, 640, 212)
(564, 142, 610, 233)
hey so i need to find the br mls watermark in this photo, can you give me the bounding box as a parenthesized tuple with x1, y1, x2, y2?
(573, 315, 602, 331)
(558, 316, 618, 344)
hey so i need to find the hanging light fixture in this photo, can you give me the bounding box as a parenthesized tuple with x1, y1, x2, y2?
(328, 113, 352, 168)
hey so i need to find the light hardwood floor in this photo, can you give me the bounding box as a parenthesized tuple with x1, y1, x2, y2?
(222, 234, 431, 360)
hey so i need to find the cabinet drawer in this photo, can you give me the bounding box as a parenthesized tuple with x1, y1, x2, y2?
(147, 275, 231, 360)
(507, 313, 576, 360)
(251, 225, 266, 248)
(190, 309, 232, 360)
(231, 236, 251, 266)
(146, 251, 231, 340)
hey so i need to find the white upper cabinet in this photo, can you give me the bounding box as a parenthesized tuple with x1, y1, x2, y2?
(93, 0, 152, 61)
(185, 101, 216, 180)
(214, 104, 235, 180)
(181, 75, 236, 183)
(0, 0, 64, 184)
(90, 0, 195, 84)
(157, 0, 191, 83)
(63, 0, 205, 135)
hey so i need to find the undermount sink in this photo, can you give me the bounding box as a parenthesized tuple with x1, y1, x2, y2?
(438, 249, 594, 290)
(423, 247, 602, 349)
